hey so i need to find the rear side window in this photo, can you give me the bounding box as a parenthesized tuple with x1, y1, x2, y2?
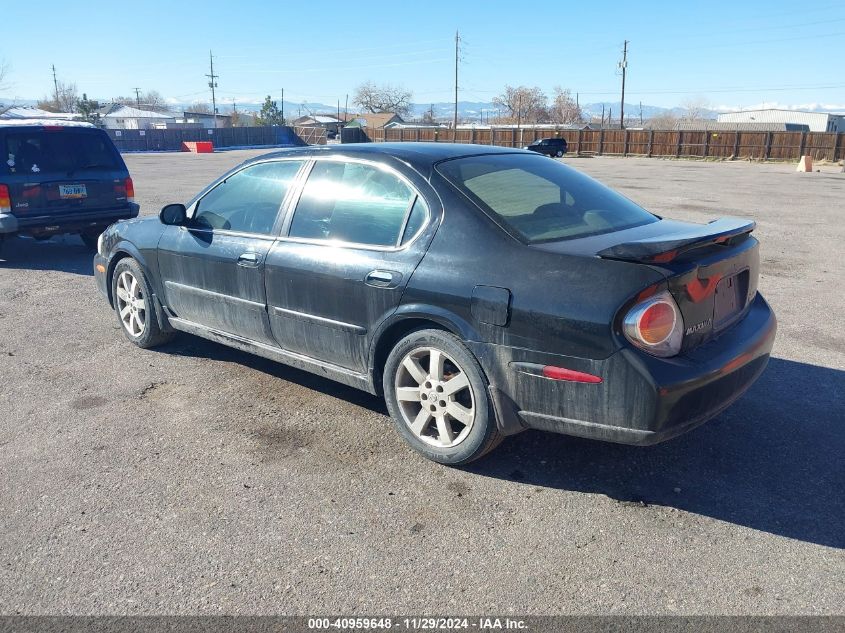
(193, 161, 304, 234)
(289, 161, 419, 247)
(4, 130, 122, 176)
(436, 153, 657, 243)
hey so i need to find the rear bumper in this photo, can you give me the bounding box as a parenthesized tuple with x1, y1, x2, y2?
(0, 203, 139, 235)
(471, 292, 777, 445)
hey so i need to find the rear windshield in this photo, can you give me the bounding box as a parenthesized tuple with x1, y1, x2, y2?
(436, 153, 657, 243)
(4, 129, 123, 176)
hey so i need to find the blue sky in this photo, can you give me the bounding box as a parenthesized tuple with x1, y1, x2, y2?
(2, 0, 844, 111)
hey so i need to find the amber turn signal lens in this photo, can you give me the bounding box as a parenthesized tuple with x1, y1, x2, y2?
(95, 263, 106, 273)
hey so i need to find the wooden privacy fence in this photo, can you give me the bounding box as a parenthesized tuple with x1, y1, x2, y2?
(366, 127, 845, 162)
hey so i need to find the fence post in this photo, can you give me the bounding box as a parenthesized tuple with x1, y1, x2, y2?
(676, 131, 682, 158)
(764, 132, 773, 160)
(512, 128, 516, 148)
(623, 129, 629, 156)
(798, 131, 807, 159)
(576, 129, 582, 156)
(703, 131, 710, 158)
(599, 129, 604, 155)
(471, 127, 476, 145)
(647, 130, 654, 157)
(830, 133, 838, 162)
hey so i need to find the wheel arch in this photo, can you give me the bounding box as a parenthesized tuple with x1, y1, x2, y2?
(368, 305, 479, 395)
(106, 244, 171, 332)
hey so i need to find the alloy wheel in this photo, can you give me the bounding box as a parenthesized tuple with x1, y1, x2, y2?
(394, 346, 476, 448)
(115, 271, 146, 337)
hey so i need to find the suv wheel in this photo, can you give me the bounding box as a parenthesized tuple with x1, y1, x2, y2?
(111, 258, 174, 349)
(383, 329, 502, 465)
(555, 149, 564, 158)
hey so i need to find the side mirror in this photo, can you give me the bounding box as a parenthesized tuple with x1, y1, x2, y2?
(160, 203, 187, 226)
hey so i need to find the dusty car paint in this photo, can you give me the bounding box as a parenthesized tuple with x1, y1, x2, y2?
(93, 143, 776, 448)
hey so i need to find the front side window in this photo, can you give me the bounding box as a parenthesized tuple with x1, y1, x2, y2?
(436, 153, 657, 243)
(289, 160, 421, 247)
(193, 160, 303, 234)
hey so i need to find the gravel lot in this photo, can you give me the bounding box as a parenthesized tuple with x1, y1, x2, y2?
(0, 149, 842, 615)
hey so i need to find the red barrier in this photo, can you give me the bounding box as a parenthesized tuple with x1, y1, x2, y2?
(181, 141, 214, 153)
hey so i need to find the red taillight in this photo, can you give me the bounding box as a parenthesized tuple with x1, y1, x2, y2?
(638, 302, 676, 345)
(125, 177, 135, 203)
(623, 290, 684, 357)
(0, 184, 10, 213)
(542, 366, 603, 383)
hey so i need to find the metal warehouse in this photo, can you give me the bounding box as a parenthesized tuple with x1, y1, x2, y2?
(717, 108, 845, 132)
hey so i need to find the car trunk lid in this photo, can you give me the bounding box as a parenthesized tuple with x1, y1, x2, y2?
(595, 217, 759, 350)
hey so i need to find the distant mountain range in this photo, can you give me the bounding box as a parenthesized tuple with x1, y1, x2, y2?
(0, 96, 834, 122)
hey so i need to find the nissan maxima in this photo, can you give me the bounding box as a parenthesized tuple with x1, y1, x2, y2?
(93, 144, 776, 465)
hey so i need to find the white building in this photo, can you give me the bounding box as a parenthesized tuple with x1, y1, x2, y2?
(717, 109, 845, 133)
(101, 105, 175, 130)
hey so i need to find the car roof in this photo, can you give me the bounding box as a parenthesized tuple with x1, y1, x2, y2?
(0, 119, 98, 129)
(249, 142, 528, 173)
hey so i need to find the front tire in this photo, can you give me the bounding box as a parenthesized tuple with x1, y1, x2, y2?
(111, 257, 173, 349)
(555, 150, 564, 158)
(383, 329, 502, 465)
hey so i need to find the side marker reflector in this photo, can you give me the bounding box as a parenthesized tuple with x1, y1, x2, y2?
(95, 263, 106, 273)
(542, 366, 603, 383)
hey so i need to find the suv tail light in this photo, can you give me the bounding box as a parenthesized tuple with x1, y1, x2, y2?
(125, 177, 135, 203)
(0, 184, 10, 213)
(623, 290, 684, 357)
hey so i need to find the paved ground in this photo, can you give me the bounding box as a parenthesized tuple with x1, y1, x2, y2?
(0, 150, 842, 615)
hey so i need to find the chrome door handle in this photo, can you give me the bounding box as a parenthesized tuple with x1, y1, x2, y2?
(237, 252, 261, 267)
(365, 270, 401, 288)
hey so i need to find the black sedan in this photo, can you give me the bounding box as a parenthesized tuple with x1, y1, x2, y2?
(93, 143, 776, 465)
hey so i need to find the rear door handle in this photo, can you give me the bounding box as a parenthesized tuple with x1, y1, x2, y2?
(237, 252, 261, 267)
(365, 270, 401, 288)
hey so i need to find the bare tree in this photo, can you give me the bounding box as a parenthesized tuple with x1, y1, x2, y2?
(188, 102, 213, 114)
(549, 87, 582, 124)
(37, 81, 78, 112)
(116, 90, 170, 112)
(493, 85, 548, 125)
(681, 96, 711, 122)
(352, 81, 413, 117)
(0, 59, 9, 92)
(648, 112, 678, 130)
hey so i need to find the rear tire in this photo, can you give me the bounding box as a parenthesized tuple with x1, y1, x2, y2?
(383, 329, 503, 465)
(555, 150, 564, 158)
(111, 257, 174, 349)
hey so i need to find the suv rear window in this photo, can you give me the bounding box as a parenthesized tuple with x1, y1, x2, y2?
(436, 153, 657, 243)
(4, 129, 122, 176)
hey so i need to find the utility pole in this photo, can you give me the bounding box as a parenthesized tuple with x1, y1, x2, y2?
(206, 50, 219, 128)
(133, 87, 141, 109)
(344, 93, 348, 122)
(52, 64, 60, 108)
(453, 29, 460, 141)
(601, 104, 605, 128)
(281, 88, 285, 123)
(639, 101, 643, 126)
(619, 39, 628, 129)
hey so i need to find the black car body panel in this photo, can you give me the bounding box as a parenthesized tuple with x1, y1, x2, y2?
(93, 143, 775, 447)
(1, 122, 137, 240)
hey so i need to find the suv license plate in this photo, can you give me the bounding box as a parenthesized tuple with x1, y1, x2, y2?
(59, 184, 87, 199)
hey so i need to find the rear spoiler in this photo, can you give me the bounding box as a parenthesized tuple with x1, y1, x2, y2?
(597, 217, 756, 264)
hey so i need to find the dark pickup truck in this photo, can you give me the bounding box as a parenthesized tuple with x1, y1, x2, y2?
(0, 120, 138, 254)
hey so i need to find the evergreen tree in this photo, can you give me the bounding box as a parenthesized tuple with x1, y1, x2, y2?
(76, 93, 101, 125)
(255, 95, 284, 126)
